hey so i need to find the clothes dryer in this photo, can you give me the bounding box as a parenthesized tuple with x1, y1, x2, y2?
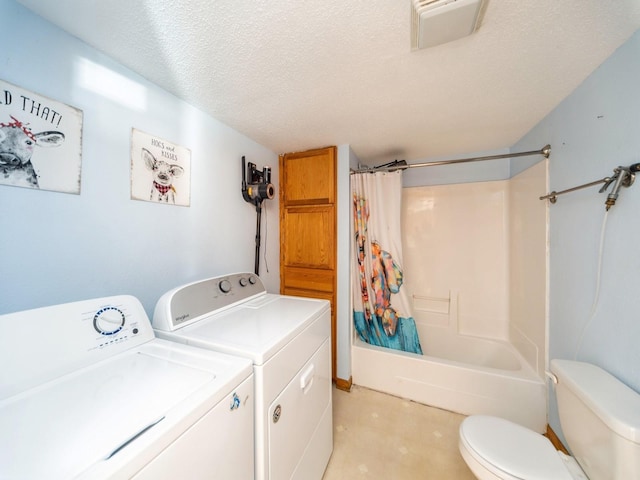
(153, 272, 333, 480)
(0, 295, 254, 480)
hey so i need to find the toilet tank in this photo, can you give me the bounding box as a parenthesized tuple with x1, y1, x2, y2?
(551, 359, 640, 480)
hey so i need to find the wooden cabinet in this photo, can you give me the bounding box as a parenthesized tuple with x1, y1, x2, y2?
(279, 147, 337, 379)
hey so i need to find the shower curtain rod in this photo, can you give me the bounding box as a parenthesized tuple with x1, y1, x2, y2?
(351, 144, 551, 174)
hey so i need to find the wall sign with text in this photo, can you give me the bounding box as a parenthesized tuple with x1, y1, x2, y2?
(0, 79, 83, 194)
(130, 128, 191, 206)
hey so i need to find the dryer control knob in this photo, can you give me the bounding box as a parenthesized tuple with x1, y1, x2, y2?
(93, 306, 125, 336)
(219, 279, 232, 294)
(239, 277, 248, 287)
(248, 275, 257, 285)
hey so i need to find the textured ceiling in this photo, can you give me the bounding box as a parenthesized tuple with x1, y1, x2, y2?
(16, 0, 640, 164)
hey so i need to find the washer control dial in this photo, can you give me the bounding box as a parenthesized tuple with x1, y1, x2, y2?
(219, 279, 232, 294)
(239, 277, 248, 287)
(93, 306, 125, 336)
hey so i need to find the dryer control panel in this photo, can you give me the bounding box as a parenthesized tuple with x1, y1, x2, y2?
(153, 272, 266, 331)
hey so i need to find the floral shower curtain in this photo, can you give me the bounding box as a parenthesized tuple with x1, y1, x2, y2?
(351, 170, 423, 354)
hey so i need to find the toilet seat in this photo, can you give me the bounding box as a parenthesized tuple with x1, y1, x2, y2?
(459, 415, 579, 480)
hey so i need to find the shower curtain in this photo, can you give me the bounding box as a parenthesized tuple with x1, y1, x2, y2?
(351, 170, 423, 354)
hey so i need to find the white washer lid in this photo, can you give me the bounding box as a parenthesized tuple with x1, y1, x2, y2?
(0, 340, 252, 480)
(459, 416, 575, 480)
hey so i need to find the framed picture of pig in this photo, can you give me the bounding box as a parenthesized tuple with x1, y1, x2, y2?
(0, 79, 83, 194)
(130, 128, 191, 206)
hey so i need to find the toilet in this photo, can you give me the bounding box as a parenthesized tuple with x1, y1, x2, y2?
(458, 359, 640, 479)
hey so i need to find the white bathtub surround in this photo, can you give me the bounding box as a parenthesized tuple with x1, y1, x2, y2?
(350, 284, 547, 433)
(402, 179, 510, 340)
(352, 323, 546, 433)
(401, 160, 548, 375)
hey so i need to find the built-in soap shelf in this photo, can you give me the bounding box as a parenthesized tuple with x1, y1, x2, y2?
(412, 290, 458, 329)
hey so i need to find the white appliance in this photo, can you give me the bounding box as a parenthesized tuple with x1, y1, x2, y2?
(0, 295, 254, 480)
(152, 272, 333, 480)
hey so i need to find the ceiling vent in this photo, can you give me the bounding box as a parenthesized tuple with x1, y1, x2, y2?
(411, 0, 485, 50)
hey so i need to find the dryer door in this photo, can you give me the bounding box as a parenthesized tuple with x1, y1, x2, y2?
(268, 340, 332, 480)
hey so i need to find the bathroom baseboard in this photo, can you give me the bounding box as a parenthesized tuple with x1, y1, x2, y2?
(335, 376, 353, 392)
(545, 425, 569, 455)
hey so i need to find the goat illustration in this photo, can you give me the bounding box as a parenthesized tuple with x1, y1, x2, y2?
(0, 116, 65, 188)
(142, 148, 184, 203)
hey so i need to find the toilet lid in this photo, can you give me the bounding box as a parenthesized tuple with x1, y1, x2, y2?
(459, 416, 575, 480)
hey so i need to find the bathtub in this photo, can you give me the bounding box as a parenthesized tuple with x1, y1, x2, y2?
(351, 325, 547, 432)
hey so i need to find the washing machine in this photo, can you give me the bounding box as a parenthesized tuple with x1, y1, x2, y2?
(0, 295, 254, 480)
(152, 272, 333, 480)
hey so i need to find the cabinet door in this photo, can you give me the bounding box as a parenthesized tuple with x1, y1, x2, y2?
(281, 205, 335, 270)
(281, 147, 336, 205)
(280, 147, 337, 380)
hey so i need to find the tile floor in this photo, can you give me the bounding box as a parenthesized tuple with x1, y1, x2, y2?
(322, 385, 476, 480)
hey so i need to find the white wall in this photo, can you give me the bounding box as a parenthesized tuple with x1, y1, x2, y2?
(0, 0, 279, 316)
(512, 30, 640, 442)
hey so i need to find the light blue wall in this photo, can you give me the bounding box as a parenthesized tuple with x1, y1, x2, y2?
(0, 0, 280, 316)
(513, 29, 640, 442)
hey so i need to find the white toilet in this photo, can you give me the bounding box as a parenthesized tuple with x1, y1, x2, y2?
(459, 359, 640, 479)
